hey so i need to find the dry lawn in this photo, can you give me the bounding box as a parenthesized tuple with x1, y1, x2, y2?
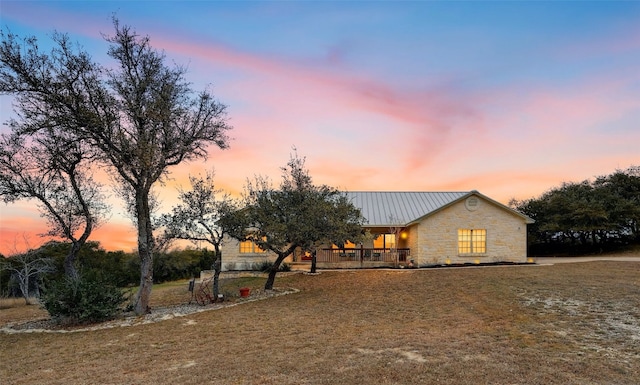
(1, 261, 639, 385)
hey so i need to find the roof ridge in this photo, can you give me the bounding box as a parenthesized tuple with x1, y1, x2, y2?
(344, 190, 471, 193)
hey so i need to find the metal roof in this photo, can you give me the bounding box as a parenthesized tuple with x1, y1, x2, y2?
(345, 191, 470, 226)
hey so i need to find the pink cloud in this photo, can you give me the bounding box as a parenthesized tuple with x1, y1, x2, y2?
(153, 33, 486, 189)
(2, 4, 638, 252)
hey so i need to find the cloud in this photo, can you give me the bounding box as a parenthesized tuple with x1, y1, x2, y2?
(157, 25, 638, 205)
(153, 31, 483, 180)
(2, 2, 638, 252)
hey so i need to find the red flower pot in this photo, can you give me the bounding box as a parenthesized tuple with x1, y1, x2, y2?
(239, 287, 250, 297)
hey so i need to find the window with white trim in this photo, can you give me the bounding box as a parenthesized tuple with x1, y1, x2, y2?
(458, 229, 486, 254)
(239, 240, 267, 254)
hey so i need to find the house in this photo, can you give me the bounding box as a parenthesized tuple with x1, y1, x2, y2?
(220, 190, 534, 270)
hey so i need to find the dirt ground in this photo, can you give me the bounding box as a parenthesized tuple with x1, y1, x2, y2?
(1, 259, 639, 385)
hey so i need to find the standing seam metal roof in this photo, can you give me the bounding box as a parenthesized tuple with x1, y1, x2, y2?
(345, 191, 470, 226)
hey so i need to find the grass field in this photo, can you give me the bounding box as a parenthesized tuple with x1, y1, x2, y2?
(1, 261, 639, 384)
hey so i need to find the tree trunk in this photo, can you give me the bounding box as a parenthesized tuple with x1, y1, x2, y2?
(310, 250, 317, 274)
(136, 251, 153, 314)
(212, 248, 222, 299)
(134, 192, 154, 315)
(64, 241, 81, 281)
(264, 253, 287, 290)
(19, 273, 30, 305)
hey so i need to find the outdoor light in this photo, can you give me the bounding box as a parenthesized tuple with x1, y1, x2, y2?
(401, 232, 408, 239)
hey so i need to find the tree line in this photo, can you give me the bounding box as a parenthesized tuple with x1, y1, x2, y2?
(510, 166, 640, 255)
(0, 241, 216, 298)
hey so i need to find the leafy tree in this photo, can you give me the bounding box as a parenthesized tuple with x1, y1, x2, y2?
(224, 152, 365, 289)
(548, 181, 609, 245)
(0, 128, 108, 280)
(152, 248, 203, 283)
(594, 166, 640, 243)
(0, 21, 232, 314)
(511, 166, 640, 254)
(27, 240, 138, 287)
(160, 171, 237, 298)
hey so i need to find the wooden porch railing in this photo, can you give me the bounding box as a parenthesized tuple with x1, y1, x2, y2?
(316, 248, 410, 263)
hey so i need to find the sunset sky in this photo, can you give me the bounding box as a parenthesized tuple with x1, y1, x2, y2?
(1, 1, 639, 255)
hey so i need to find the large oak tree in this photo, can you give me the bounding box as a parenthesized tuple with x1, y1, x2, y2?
(0, 21, 231, 314)
(510, 166, 640, 254)
(224, 153, 365, 290)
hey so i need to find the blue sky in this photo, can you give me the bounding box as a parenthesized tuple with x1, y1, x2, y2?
(1, 1, 639, 253)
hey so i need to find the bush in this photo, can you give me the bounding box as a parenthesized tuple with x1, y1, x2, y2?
(41, 273, 126, 325)
(252, 260, 272, 272)
(279, 262, 291, 272)
(252, 260, 291, 272)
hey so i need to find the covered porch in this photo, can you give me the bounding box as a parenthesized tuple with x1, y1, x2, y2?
(310, 247, 411, 269)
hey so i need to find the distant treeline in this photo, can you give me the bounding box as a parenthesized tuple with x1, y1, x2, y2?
(0, 241, 214, 296)
(511, 166, 640, 255)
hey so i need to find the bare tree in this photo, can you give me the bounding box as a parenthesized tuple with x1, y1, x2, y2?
(0, 241, 55, 305)
(160, 171, 237, 298)
(0, 129, 108, 280)
(0, 21, 232, 314)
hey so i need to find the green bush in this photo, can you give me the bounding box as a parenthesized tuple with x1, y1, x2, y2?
(41, 273, 126, 325)
(252, 260, 291, 272)
(279, 262, 291, 272)
(252, 260, 271, 272)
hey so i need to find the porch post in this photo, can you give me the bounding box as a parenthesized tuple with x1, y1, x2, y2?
(311, 250, 317, 274)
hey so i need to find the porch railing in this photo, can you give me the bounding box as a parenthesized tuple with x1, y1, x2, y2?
(316, 248, 410, 263)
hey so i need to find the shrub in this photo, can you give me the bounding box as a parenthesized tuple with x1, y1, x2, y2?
(279, 262, 291, 272)
(252, 260, 272, 272)
(252, 260, 291, 272)
(41, 273, 126, 325)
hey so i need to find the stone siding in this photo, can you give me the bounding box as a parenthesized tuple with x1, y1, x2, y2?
(219, 238, 281, 271)
(415, 195, 528, 266)
(218, 194, 529, 269)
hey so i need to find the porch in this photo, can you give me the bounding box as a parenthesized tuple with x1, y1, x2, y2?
(310, 248, 411, 269)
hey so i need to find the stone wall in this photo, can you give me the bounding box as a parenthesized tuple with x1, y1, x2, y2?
(415, 195, 528, 265)
(219, 237, 289, 271)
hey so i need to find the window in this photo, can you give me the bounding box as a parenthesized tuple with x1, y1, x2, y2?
(373, 233, 397, 249)
(458, 229, 486, 254)
(239, 240, 266, 254)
